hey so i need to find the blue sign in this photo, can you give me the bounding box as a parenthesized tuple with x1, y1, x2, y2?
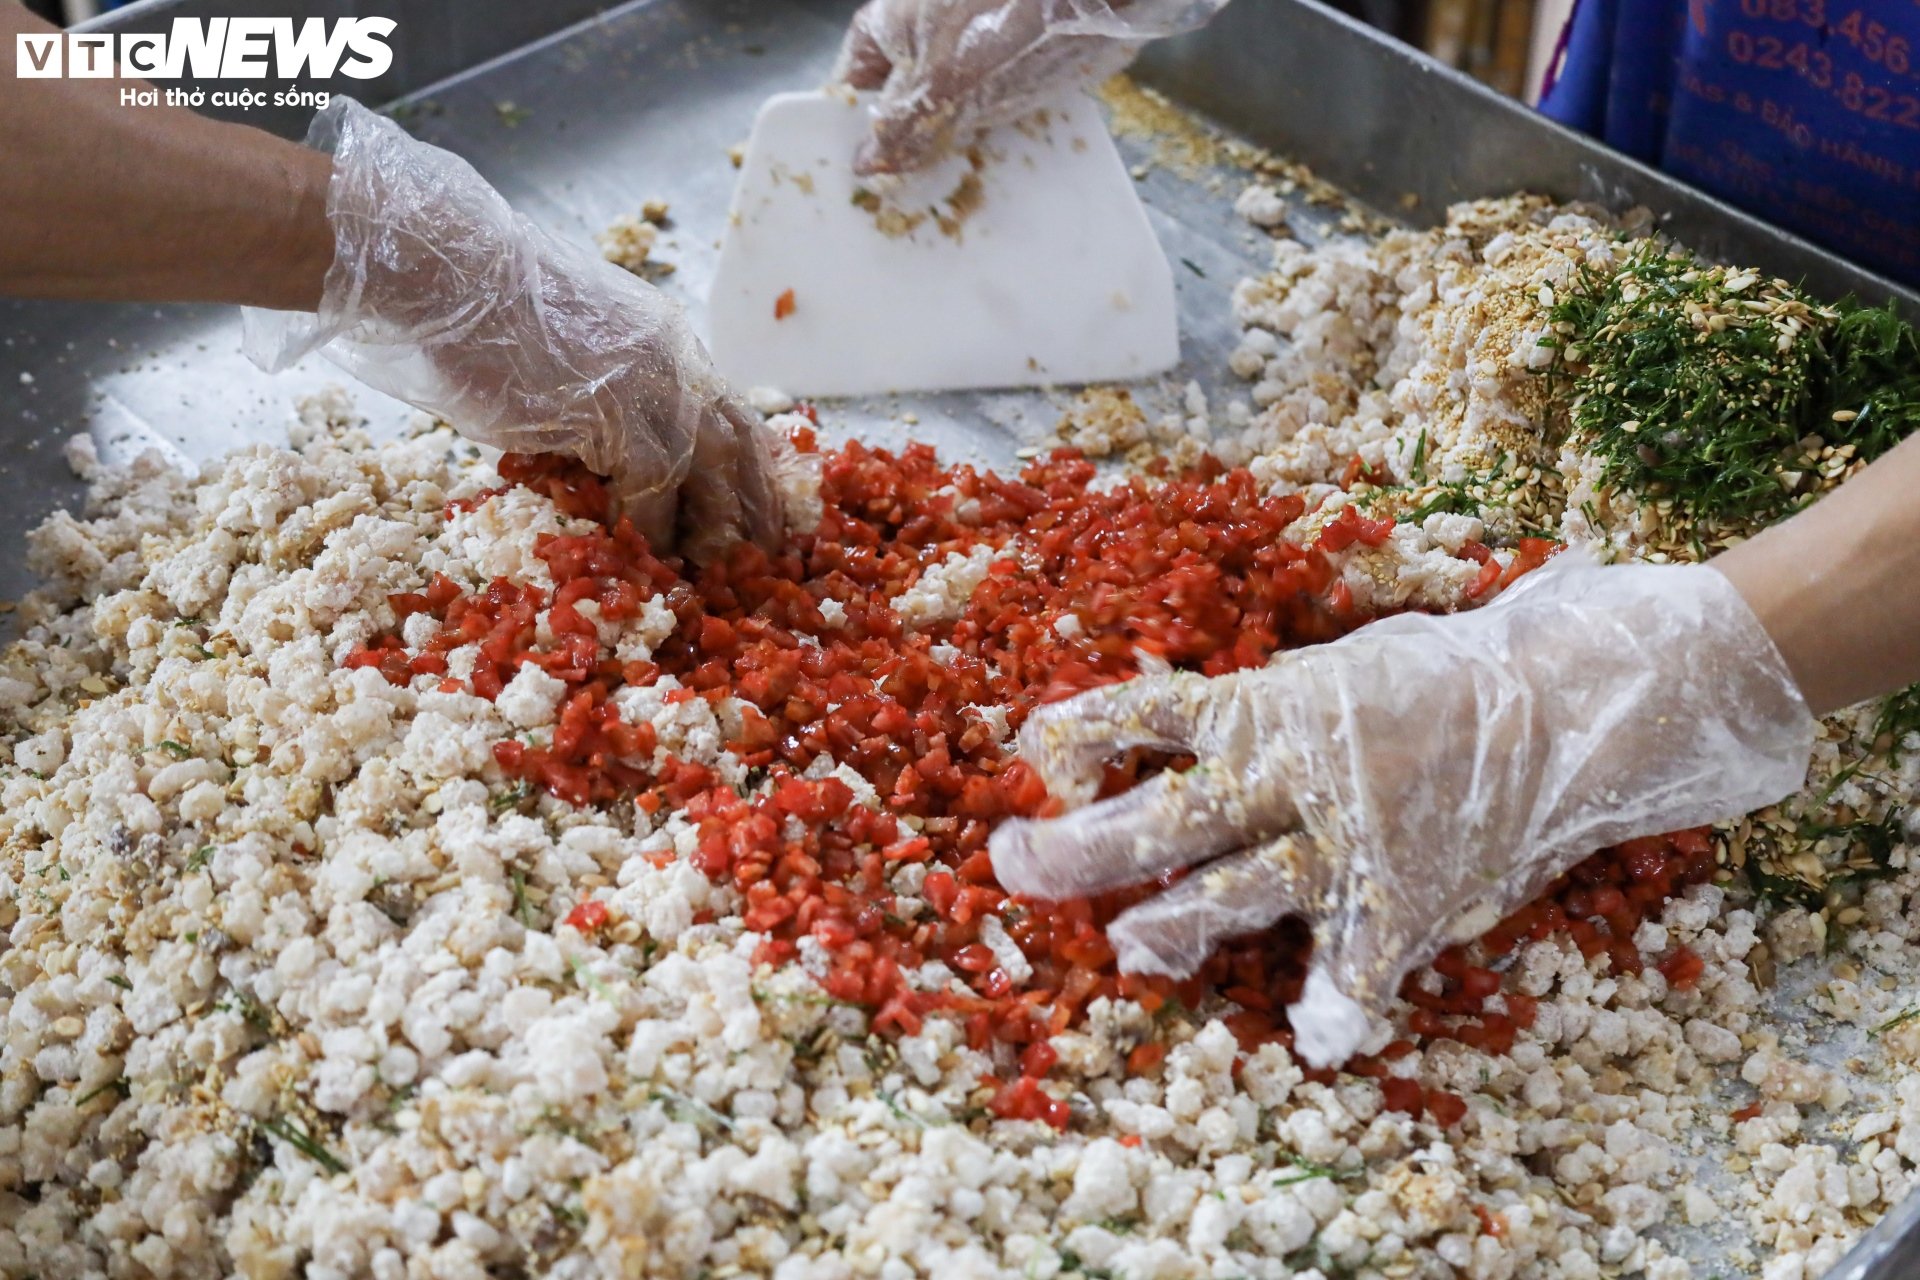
(1542, 0, 1920, 288)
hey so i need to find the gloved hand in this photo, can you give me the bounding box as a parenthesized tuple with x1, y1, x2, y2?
(836, 0, 1229, 176)
(242, 98, 780, 557)
(989, 556, 1816, 1067)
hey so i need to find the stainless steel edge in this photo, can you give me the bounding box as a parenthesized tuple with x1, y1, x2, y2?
(1829, 1179, 1920, 1280)
(1132, 0, 1920, 315)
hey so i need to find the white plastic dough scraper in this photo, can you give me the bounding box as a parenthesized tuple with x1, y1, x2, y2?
(707, 90, 1179, 399)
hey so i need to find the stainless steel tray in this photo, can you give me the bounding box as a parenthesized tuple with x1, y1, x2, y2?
(2, 1, 1914, 1272)
(1133, 0, 1920, 316)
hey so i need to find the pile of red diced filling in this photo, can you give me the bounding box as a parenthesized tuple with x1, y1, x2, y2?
(346, 429, 1712, 1130)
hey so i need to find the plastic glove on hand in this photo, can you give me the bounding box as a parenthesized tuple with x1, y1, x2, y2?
(835, 0, 1228, 176)
(989, 557, 1816, 1067)
(243, 98, 780, 558)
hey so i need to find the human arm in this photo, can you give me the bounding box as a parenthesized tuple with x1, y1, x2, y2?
(1, 4, 778, 553)
(0, 3, 333, 308)
(835, 0, 1228, 175)
(989, 434, 1920, 1067)
(1715, 431, 1920, 716)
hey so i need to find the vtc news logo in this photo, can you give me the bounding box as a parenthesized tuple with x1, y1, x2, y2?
(15, 17, 396, 80)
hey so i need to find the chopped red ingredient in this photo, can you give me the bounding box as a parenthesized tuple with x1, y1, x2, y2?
(1313, 503, 1397, 553)
(1501, 536, 1562, 587)
(989, 1074, 1070, 1130)
(1426, 1089, 1469, 1126)
(1733, 1102, 1764, 1123)
(1124, 1041, 1167, 1075)
(1464, 555, 1504, 600)
(1460, 966, 1502, 1000)
(565, 899, 611, 932)
(340, 438, 1722, 1125)
(1659, 945, 1706, 990)
(1020, 1040, 1060, 1079)
(1339, 454, 1390, 490)
(774, 288, 797, 320)
(1380, 1075, 1424, 1117)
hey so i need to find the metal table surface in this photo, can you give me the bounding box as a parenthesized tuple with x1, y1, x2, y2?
(2, 1, 1915, 1274)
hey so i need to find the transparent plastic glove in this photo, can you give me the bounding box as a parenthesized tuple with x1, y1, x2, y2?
(242, 97, 779, 557)
(990, 556, 1815, 1067)
(836, 0, 1230, 175)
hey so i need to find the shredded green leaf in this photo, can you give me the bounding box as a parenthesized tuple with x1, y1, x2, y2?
(1873, 684, 1920, 766)
(1273, 1152, 1361, 1186)
(1154, 995, 1193, 1025)
(258, 1116, 347, 1174)
(1874, 1007, 1920, 1037)
(1403, 476, 1487, 524)
(1546, 243, 1920, 528)
(1055, 1249, 1119, 1280)
(751, 987, 858, 1009)
(73, 1079, 130, 1107)
(219, 991, 275, 1034)
(511, 868, 533, 929)
(492, 780, 534, 813)
(876, 1089, 934, 1129)
(570, 954, 616, 1003)
(650, 1086, 736, 1133)
(1752, 809, 1907, 912)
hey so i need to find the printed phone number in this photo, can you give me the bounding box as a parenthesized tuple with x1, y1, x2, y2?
(1736, 0, 1917, 77)
(1726, 31, 1920, 129)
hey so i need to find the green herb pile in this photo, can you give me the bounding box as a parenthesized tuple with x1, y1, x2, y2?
(1545, 241, 1920, 529)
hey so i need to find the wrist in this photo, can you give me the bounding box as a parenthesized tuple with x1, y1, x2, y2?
(1712, 432, 1920, 717)
(131, 111, 338, 312)
(1712, 523, 1869, 718)
(279, 145, 338, 312)
(1471, 557, 1813, 812)
(228, 127, 336, 313)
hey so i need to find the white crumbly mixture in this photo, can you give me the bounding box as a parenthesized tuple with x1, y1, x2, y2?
(1052, 386, 1215, 469)
(893, 545, 1004, 631)
(1212, 199, 1665, 561)
(4, 390, 1914, 1280)
(597, 203, 673, 275)
(4, 188, 1919, 1278)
